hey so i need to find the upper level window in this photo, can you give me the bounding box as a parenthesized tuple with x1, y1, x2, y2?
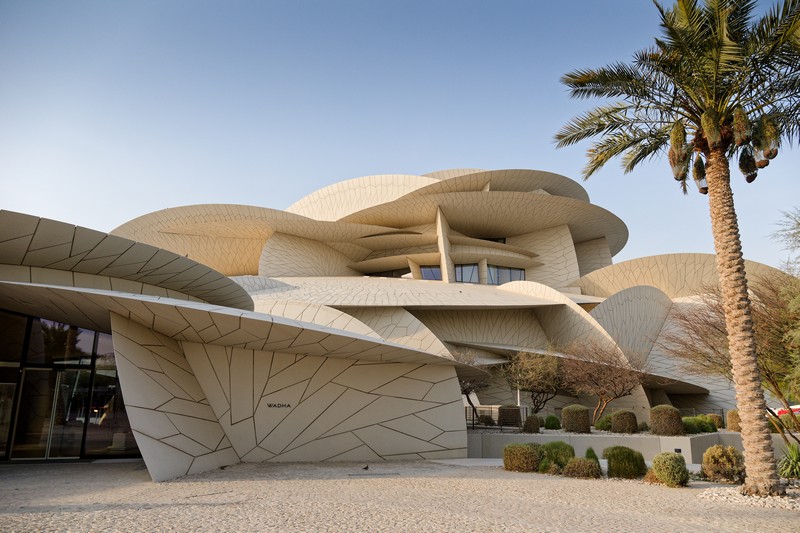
(367, 268, 411, 279)
(420, 265, 442, 281)
(487, 265, 525, 285)
(455, 264, 479, 283)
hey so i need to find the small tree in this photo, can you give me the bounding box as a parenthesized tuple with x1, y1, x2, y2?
(660, 275, 800, 446)
(560, 340, 645, 424)
(499, 352, 563, 413)
(452, 350, 490, 420)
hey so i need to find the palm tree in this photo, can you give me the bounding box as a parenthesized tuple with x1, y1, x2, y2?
(555, 0, 800, 496)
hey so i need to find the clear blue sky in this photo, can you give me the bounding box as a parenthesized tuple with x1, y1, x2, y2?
(1, 1, 797, 268)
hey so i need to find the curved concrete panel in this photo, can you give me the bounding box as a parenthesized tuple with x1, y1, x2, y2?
(286, 174, 440, 221)
(0, 210, 253, 311)
(575, 253, 788, 298)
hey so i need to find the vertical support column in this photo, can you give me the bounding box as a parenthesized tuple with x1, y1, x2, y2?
(407, 259, 422, 280)
(436, 208, 455, 283)
(478, 258, 488, 285)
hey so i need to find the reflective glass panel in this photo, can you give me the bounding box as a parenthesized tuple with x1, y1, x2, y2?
(0, 311, 26, 364)
(84, 354, 138, 456)
(26, 320, 94, 366)
(455, 264, 479, 283)
(420, 266, 442, 281)
(12, 369, 55, 458)
(0, 367, 20, 457)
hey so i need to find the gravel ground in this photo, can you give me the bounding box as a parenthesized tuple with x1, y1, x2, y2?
(0, 459, 797, 532)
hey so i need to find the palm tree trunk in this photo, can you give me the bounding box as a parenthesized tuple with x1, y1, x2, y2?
(705, 148, 784, 496)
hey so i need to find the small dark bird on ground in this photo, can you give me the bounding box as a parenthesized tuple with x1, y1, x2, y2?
(362, 465, 369, 470)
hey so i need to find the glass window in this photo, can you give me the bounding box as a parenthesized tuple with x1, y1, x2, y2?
(487, 265, 525, 285)
(0, 311, 27, 364)
(367, 268, 411, 279)
(26, 320, 94, 366)
(455, 264, 479, 283)
(84, 353, 138, 457)
(420, 265, 442, 281)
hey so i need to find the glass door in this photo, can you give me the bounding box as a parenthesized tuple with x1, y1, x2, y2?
(11, 368, 89, 459)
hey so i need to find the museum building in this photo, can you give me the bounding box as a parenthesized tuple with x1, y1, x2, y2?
(0, 168, 783, 481)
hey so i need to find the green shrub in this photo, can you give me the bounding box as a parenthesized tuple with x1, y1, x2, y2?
(562, 405, 591, 433)
(477, 414, 495, 426)
(726, 410, 741, 432)
(650, 405, 684, 436)
(522, 415, 540, 434)
(638, 421, 650, 432)
(585, 447, 600, 465)
(651, 452, 689, 487)
(701, 445, 744, 483)
(538, 441, 575, 472)
(603, 446, 647, 479)
(537, 415, 546, 427)
(498, 405, 522, 427)
(695, 415, 718, 432)
(563, 458, 602, 479)
(643, 468, 661, 484)
(611, 410, 638, 434)
(778, 443, 800, 479)
(682, 416, 702, 434)
(503, 443, 542, 472)
(544, 414, 561, 430)
(594, 413, 612, 431)
(705, 413, 724, 429)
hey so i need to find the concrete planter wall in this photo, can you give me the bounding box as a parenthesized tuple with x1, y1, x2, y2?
(469, 432, 788, 464)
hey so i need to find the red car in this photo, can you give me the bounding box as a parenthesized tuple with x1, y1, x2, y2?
(773, 405, 800, 417)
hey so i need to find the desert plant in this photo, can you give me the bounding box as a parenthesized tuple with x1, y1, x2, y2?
(705, 413, 724, 429)
(523, 415, 540, 434)
(585, 447, 600, 465)
(563, 458, 603, 479)
(638, 421, 650, 432)
(498, 405, 522, 427)
(538, 441, 575, 473)
(594, 413, 612, 431)
(503, 443, 542, 473)
(651, 452, 689, 487)
(562, 404, 591, 433)
(696, 414, 719, 432)
(603, 446, 647, 479)
(611, 410, 638, 434)
(702, 445, 745, 483)
(650, 405, 684, 436)
(683, 416, 716, 434)
(778, 443, 800, 479)
(546, 463, 563, 476)
(727, 410, 741, 432)
(643, 468, 661, 484)
(477, 414, 495, 427)
(544, 414, 561, 430)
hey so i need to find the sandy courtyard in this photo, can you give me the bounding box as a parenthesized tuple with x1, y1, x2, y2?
(0, 459, 797, 532)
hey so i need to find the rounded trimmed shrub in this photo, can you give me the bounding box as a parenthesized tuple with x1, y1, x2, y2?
(544, 414, 561, 430)
(498, 405, 522, 427)
(603, 446, 647, 479)
(523, 415, 540, 434)
(682, 416, 701, 434)
(585, 447, 600, 465)
(651, 452, 689, 487)
(637, 421, 650, 432)
(611, 410, 638, 434)
(563, 458, 602, 479)
(702, 445, 744, 483)
(705, 413, 724, 429)
(726, 409, 741, 432)
(503, 443, 542, 472)
(477, 414, 495, 427)
(594, 414, 612, 431)
(538, 441, 575, 473)
(546, 463, 563, 476)
(681, 416, 717, 435)
(562, 405, 591, 433)
(650, 405, 684, 436)
(537, 415, 546, 427)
